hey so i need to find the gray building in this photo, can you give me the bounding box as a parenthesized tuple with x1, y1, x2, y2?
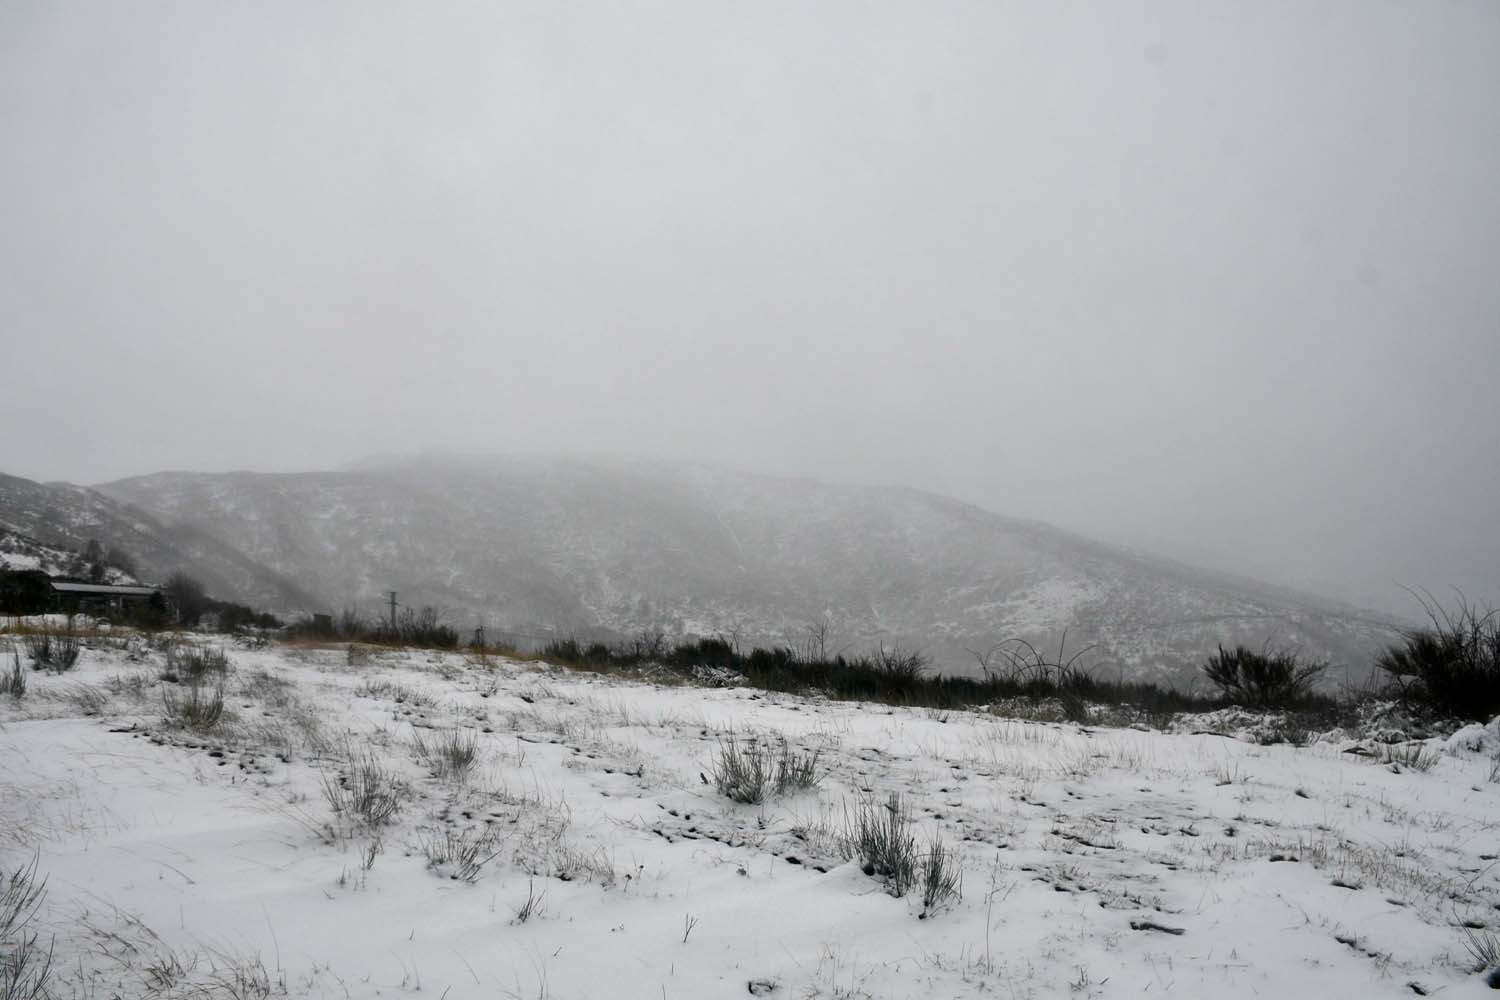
(49, 581, 163, 615)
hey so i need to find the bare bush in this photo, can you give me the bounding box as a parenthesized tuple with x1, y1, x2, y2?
(871, 644, 927, 689)
(972, 631, 1098, 686)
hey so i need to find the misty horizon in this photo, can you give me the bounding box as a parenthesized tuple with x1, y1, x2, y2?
(4, 2, 1498, 621)
(0, 447, 1470, 622)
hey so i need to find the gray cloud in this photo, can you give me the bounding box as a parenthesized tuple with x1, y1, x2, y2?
(2, 1, 1497, 615)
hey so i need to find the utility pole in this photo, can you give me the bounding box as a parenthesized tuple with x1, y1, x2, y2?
(387, 591, 398, 633)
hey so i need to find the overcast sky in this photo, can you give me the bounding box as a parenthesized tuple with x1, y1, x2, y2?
(2, 1, 1497, 616)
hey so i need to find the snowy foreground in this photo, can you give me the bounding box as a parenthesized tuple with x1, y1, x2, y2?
(3, 635, 1499, 999)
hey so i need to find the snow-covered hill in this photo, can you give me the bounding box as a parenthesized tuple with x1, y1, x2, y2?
(0, 530, 117, 579)
(96, 455, 1402, 686)
(0, 471, 321, 609)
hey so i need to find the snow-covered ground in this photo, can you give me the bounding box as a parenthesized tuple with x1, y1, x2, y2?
(2, 634, 1498, 999)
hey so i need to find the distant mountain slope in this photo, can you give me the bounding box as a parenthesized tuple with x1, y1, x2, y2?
(96, 456, 1402, 686)
(0, 528, 139, 584)
(0, 472, 320, 611)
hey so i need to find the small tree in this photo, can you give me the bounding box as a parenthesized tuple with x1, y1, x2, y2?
(1202, 644, 1326, 709)
(84, 539, 107, 583)
(163, 572, 209, 626)
(104, 546, 136, 578)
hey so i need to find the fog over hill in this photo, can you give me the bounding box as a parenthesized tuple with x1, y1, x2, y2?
(86, 454, 1400, 688)
(0, 471, 320, 612)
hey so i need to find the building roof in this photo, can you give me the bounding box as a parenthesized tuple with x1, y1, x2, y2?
(49, 582, 160, 596)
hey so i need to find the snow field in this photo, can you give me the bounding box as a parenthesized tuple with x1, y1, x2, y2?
(2, 633, 1498, 998)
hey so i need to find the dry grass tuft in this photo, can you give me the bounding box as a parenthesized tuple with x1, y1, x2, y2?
(710, 733, 822, 804)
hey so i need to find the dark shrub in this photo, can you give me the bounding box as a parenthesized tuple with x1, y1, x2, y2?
(872, 644, 927, 691)
(211, 601, 280, 632)
(129, 592, 172, 631)
(0, 570, 52, 616)
(1202, 644, 1327, 709)
(670, 637, 737, 669)
(368, 605, 459, 648)
(540, 638, 586, 663)
(539, 631, 1234, 718)
(1378, 595, 1500, 721)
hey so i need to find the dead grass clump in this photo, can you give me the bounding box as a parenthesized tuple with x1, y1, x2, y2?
(1376, 742, 1441, 773)
(419, 826, 502, 882)
(845, 793, 918, 897)
(238, 668, 294, 708)
(24, 629, 80, 672)
(167, 645, 230, 683)
(1, 854, 52, 1000)
(919, 835, 963, 917)
(412, 727, 482, 783)
(353, 679, 435, 708)
(545, 844, 622, 886)
(710, 734, 822, 804)
(64, 684, 110, 717)
(1462, 925, 1499, 973)
(200, 952, 286, 1000)
(513, 878, 546, 923)
(1, 856, 46, 947)
(321, 754, 410, 830)
(163, 681, 226, 731)
(105, 672, 151, 701)
(2, 649, 23, 700)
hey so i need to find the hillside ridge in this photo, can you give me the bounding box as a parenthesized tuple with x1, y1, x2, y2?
(79, 455, 1404, 685)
